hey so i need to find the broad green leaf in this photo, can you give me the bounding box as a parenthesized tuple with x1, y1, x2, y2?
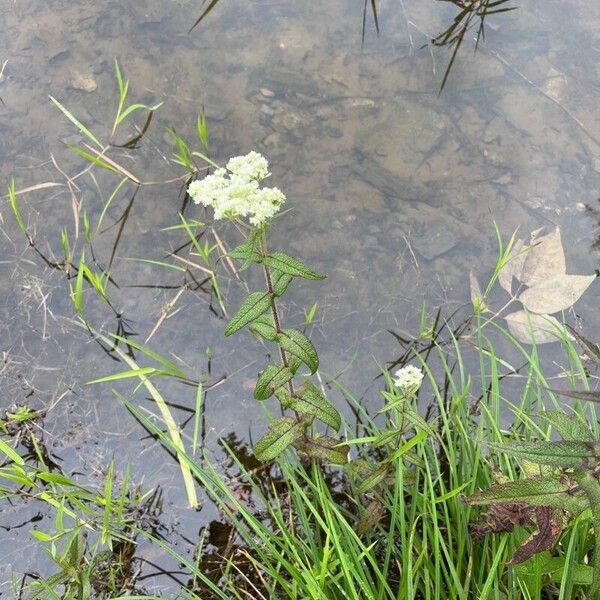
(271, 270, 294, 296)
(228, 243, 262, 263)
(249, 315, 277, 341)
(254, 364, 294, 400)
(224, 292, 273, 337)
(489, 440, 600, 468)
(519, 274, 596, 314)
(465, 475, 588, 516)
(294, 435, 348, 464)
(263, 252, 326, 280)
(277, 328, 319, 373)
(285, 380, 341, 431)
(0, 439, 24, 465)
(504, 310, 565, 345)
(535, 411, 593, 441)
(253, 417, 307, 461)
(520, 227, 565, 286)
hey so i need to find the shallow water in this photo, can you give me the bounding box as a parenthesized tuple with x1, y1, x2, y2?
(0, 0, 599, 591)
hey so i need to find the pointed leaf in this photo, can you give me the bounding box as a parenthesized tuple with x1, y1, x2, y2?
(535, 411, 593, 441)
(470, 271, 485, 310)
(567, 325, 600, 368)
(465, 476, 588, 516)
(504, 310, 564, 345)
(357, 463, 390, 495)
(254, 364, 294, 400)
(249, 315, 277, 341)
(263, 252, 326, 280)
(0, 439, 24, 465)
(224, 292, 273, 336)
(508, 507, 562, 565)
(294, 435, 349, 464)
(356, 500, 386, 535)
(277, 329, 319, 373)
(546, 388, 600, 404)
(520, 228, 565, 286)
(489, 440, 600, 468)
(253, 417, 307, 461)
(271, 270, 294, 296)
(519, 274, 596, 314)
(499, 238, 525, 294)
(286, 380, 341, 431)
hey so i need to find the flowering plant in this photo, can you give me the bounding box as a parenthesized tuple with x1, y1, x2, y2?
(188, 152, 347, 464)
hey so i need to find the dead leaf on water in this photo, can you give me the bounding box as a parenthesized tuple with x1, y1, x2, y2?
(504, 310, 566, 345)
(518, 274, 596, 314)
(520, 227, 566, 287)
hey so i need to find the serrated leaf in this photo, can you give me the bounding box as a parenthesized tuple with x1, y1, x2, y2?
(489, 440, 600, 469)
(535, 411, 593, 441)
(504, 310, 565, 345)
(271, 270, 294, 296)
(499, 238, 525, 294)
(277, 329, 319, 373)
(263, 252, 326, 280)
(519, 274, 596, 314)
(294, 435, 348, 464)
(254, 364, 294, 400)
(289, 381, 341, 431)
(254, 417, 307, 461)
(249, 315, 277, 341)
(224, 292, 273, 337)
(520, 228, 565, 286)
(228, 243, 262, 263)
(465, 476, 588, 516)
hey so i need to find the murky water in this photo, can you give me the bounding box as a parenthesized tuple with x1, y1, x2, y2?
(1, 0, 599, 592)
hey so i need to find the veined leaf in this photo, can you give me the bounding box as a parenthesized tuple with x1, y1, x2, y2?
(286, 380, 341, 431)
(357, 464, 390, 495)
(294, 435, 348, 464)
(520, 227, 565, 287)
(504, 310, 564, 345)
(228, 243, 262, 264)
(254, 417, 307, 461)
(263, 252, 325, 280)
(249, 315, 277, 341)
(489, 440, 600, 468)
(224, 292, 273, 336)
(518, 274, 596, 314)
(277, 328, 319, 373)
(465, 475, 588, 516)
(254, 364, 294, 400)
(535, 411, 593, 441)
(271, 270, 294, 297)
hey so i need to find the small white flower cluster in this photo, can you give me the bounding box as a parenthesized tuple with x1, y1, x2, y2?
(187, 151, 285, 227)
(392, 365, 424, 392)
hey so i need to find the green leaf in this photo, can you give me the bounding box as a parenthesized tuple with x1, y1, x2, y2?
(535, 411, 593, 441)
(50, 95, 103, 149)
(277, 329, 319, 373)
(263, 252, 326, 280)
(0, 439, 24, 465)
(254, 417, 307, 461)
(294, 435, 348, 464)
(488, 440, 600, 469)
(224, 292, 274, 337)
(271, 270, 294, 297)
(357, 464, 390, 495)
(228, 243, 262, 264)
(87, 367, 170, 385)
(37, 472, 77, 486)
(285, 380, 341, 431)
(249, 315, 277, 341)
(254, 364, 294, 400)
(465, 476, 589, 516)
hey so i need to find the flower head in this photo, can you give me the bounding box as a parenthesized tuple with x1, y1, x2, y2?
(188, 152, 284, 227)
(392, 365, 424, 392)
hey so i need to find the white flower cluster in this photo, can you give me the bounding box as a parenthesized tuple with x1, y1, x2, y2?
(392, 365, 424, 392)
(187, 151, 285, 227)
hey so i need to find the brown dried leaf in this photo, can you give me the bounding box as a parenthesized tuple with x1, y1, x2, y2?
(508, 506, 563, 565)
(518, 274, 596, 314)
(470, 502, 534, 539)
(356, 499, 386, 536)
(520, 228, 566, 287)
(504, 310, 565, 345)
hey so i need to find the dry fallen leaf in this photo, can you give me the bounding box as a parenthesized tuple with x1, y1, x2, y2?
(520, 228, 565, 287)
(504, 310, 565, 345)
(518, 274, 596, 314)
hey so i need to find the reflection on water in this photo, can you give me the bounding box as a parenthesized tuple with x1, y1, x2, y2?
(0, 0, 599, 592)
